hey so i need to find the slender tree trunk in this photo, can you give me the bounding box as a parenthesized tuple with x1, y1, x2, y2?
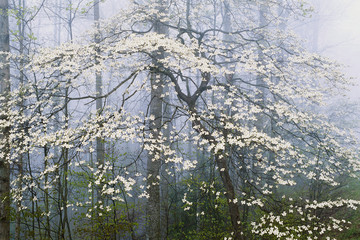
(94, 3, 107, 238)
(94, 0, 103, 162)
(146, 71, 164, 240)
(0, 0, 10, 238)
(61, 84, 72, 240)
(16, 1, 25, 238)
(67, 0, 73, 41)
(16, 155, 23, 240)
(89, 152, 94, 240)
(57, 164, 63, 240)
(60, 12, 73, 237)
(159, 3, 170, 238)
(53, 2, 61, 239)
(146, 1, 168, 239)
(255, 2, 267, 131)
(186, 110, 243, 239)
(55, 0, 61, 45)
(160, 83, 171, 240)
(44, 146, 51, 239)
(94, 0, 105, 201)
(215, 153, 243, 240)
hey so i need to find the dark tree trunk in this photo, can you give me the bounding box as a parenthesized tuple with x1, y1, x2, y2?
(0, 0, 10, 239)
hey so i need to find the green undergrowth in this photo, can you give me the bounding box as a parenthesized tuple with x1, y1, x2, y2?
(332, 178, 360, 240)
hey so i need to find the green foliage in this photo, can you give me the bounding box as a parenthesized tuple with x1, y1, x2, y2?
(168, 175, 232, 239)
(73, 202, 137, 240)
(329, 177, 360, 240)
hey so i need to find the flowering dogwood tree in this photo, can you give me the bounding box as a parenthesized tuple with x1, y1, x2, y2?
(1, 0, 360, 239)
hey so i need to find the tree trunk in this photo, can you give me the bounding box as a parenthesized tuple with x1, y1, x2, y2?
(0, 0, 10, 239)
(146, 70, 164, 240)
(61, 8, 73, 236)
(187, 110, 243, 240)
(255, 2, 268, 132)
(94, 0, 103, 163)
(215, 153, 243, 240)
(94, 0, 105, 202)
(160, 88, 171, 240)
(146, 1, 168, 239)
(16, 0, 25, 238)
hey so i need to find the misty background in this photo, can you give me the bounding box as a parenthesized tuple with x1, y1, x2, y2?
(3, 0, 360, 239)
(303, 0, 360, 100)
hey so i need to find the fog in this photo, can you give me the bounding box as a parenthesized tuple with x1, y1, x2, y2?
(305, 0, 360, 99)
(3, 0, 360, 239)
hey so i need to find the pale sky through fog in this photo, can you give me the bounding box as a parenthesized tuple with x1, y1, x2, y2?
(312, 0, 360, 99)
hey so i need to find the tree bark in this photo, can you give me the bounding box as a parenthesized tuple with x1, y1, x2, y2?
(188, 101, 243, 239)
(192, 115, 243, 239)
(146, 2, 168, 239)
(94, 0, 104, 166)
(165, 60, 244, 239)
(215, 154, 243, 240)
(160, 81, 172, 239)
(94, 0, 105, 205)
(16, 1, 25, 238)
(146, 70, 164, 240)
